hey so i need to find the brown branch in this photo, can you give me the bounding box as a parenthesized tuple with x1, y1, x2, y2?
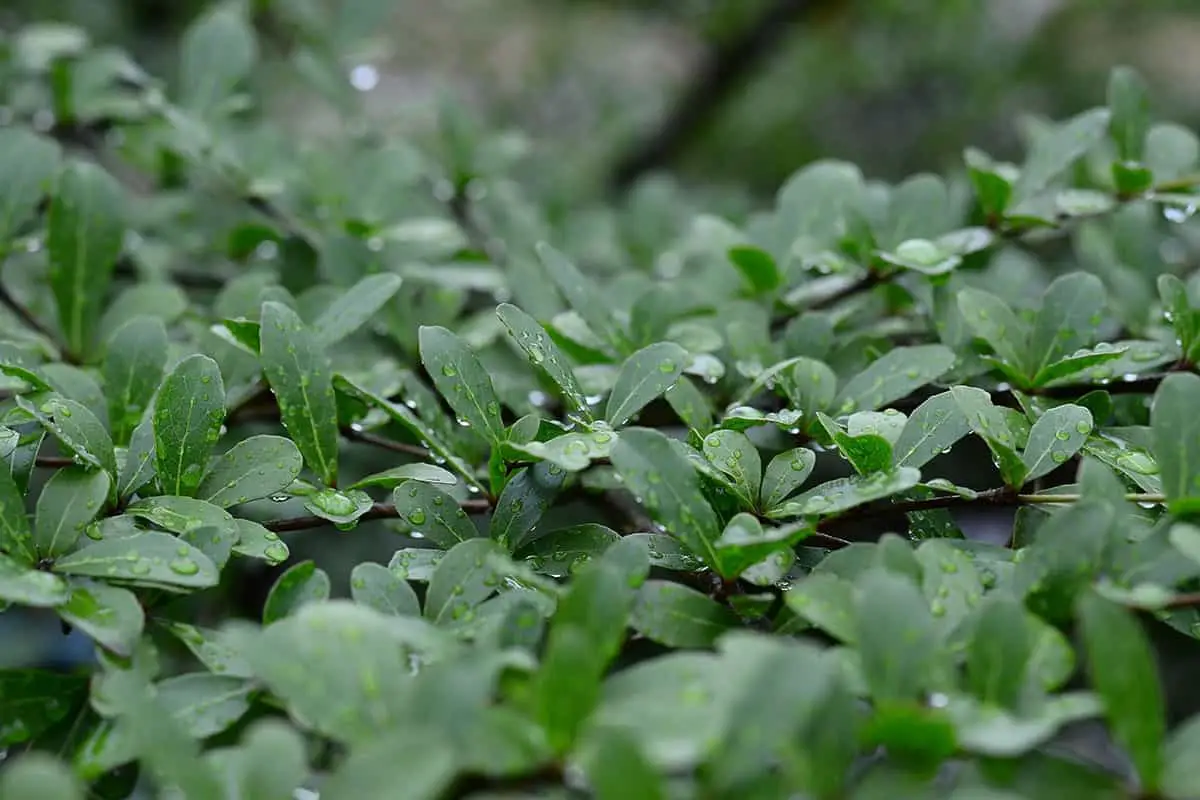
(0, 280, 62, 354)
(266, 498, 492, 533)
(35, 455, 77, 468)
(339, 425, 429, 459)
(610, 0, 844, 192)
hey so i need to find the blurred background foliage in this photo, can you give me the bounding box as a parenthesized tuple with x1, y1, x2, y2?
(6, 0, 1200, 200)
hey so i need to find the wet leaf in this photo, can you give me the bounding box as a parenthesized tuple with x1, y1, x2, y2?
(893, 391, 971, 469)
(197, 435, 303, 508)
(56, 578, 144, 656)
(767, 468, 921, 519)
(497, 302, 591, 418)
(348, 463, 457, 491)
(302, 487, 373, 527)
(491, 462, 566, 551)
(313, 272, 403, 346)
(630, 580, 739, 648)
(349, 561, 420, 617)
(262, 560, 330, 625)
(606, 342, 688, 428)
(785, 571, 858, 643)
(419, 324, 506, 444)
(955, 288, 1029, 375)
(153, 355, 226, 497)
(0, 552, 70, 607)
(1028, 272, 1107, 381)
(832, 345, 955, 414)
(260, 302, 339, 487)
(231, 518, 289, 565)
(517, 523, 620, 578)
(701, 429, 761, 507)
(33, 466, 110, 558)
(424, 538, 506, 625)
(1020, 404, 1092, 484)
(392, 480, 479, 549)
(0, 127, 60, 242)
(536, 242, 629, 355)
(0, 462, 35, 564)
(18, 393, 117, 483)
(712, 514, 811, 579)
(102, 317, 168, 444)
(759, 447, 815, 510)
(53, 531, 219, 589)
(1152, 373, 1200, 515)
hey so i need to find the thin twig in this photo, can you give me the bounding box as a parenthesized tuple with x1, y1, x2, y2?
(0, 280, 61, 352)
(35, 455, 76, 468)
(339, 425, 429, 459)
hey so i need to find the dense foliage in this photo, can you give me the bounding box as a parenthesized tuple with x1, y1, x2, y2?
(7, 4, 1200, 799)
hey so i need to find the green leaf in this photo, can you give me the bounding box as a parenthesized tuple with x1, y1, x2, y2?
(832, 345, 956, 414)
(1162, 713, 1200, 799)
(348, 463, 457, 491)
(759, 447, 815, 510)
(262, 560, 330, 624)
(424, 538, 506, 625)
(119, 416, 157, 499)
(955, 288, 1029, 374)
(580, 728, 665, 800)
(231, 720, 309, 800)
(536, 242, 629, 354)
(1108, 66, 1150, 161)
(197, 435, 303, 508)
(102, 317, 168, 445)
(57, 578, 144, 656)
(855, 570, 942, 703)
(301, 487, 373, 527)
(159, 620, 253, 678)
(1077, 590, 1165, 790)
(605, 341, 687, 428)
(712, 514, 811, 578)
(232, 518, 289, 566)
(334, 375, 485, 494)
(893, 391, 971, 469)
(153, 354, 226, 497)
(0, 753, 85, 800)
(313, 272, 403, 346)
(630, 580, 739, 648)
(1012, 108, 1111, 204)
(1028, 273, 1107, 380)
(179, 2, 258, 114)
(497, 302, 591, 419)
(609, 428, 722, 570)
(0, 463, 35, 564)
(0, 127, 60, 243)
(767, 468, 921, 519)
(665, 377, 712, 434)
(18, 393, 117, 482)
(785, 572, 858, 644)
(0, 670, 86, 746)
(419, 324, 506, 444)
(1152, 373, 1200, 515)
(820, 412, 893, 476)
(951, 386, 1028, 487)
(260, 302, 339, 487)
(701, 429, 761, 507)
(53, 531, 218, 589)
(153, 672, 254, 738)
(33, 466, 110, 558)
(511, 430, 617, 472)
(392, 481, 479, 549)
(1020, 405, 1093, 484)
(781, 357, 837, 419)
(47, 161, 126, 359)
(491, 462, 566, 551)
(349, 561, 420, 617)
(1031, 345, 1127, 387)
(321, 730, 456, 800)
(518, 523, 621, 578)
(0, 552, 69, 606)
(966, 595, 1034, 710)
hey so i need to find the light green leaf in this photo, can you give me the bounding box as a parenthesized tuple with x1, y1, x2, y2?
(759, 447, 815, 510)
(711, 514, 811, 579)
(767, 468, 922, 519)
(665, 377, 712, 434)
(1029, 272, 1107, 379)
(33, 466, 110, 558)
(179, 2, 258, 114)
(605, 342, 688, 428)
(832, 345, 956, 414)
(1152, 373, 1200, 515)
(0, 463, 35, 564)
(0, 127, 60, 243)
(491, 462, 566, 551)
(301, 487, 373, 527)
(350, 561, 420, 617)
(321, 730, 456, 799)
(47, 161, 126, 359)
(630, 580, 739, 648)
(1012, 108, 1111, 203)
(57, 578, 144, 656)
(511, 430, 617, 472)
(312, 272, 403, 346)
(966, 594, 1033, 711)
(260, 302, 339, 487)
(955, 288, 1029, 374)
(1020, 405, 1093, 484)
(1077, 590, 1165, 790)
(158, 620, 253, 678)
(893, 391, 971, 469)
(819, 412, 893, 476)
(701, 429, 761, 507)
(118, 416, 157, 499)
(18, 393, 117, 482)
(951, 386, 1028, 487)
(53, 531, 218, 589)
(348, 464, 457, 491)
(154, 354, 226, 497)
(785, 572, 858, 644)
(424, 538, 506, 625)
(419, 324, 506, 444)
(196, 435, 302, 508)
(1032, 345, 1128, 387)
(262, 560, 330, 625)
(580, 728, 666, 800)
(1108, 66, 1150, 161)
(230, 720, 309, 800)
(154, 672, 253, 738)
(0, 753, 84, 800)
(388, 548, 444, 582)
(497, 302, 591, 418)
(0, 551, 69, 606)
(1162, 713, 1200, 799)
(102, 317, 168, 445)
(855, 569, 942, 703)
(232, 518, 289, 566)
(609, 428, 722, 570)
(392, 480, 479, 549)
(536, 242, 629, 354)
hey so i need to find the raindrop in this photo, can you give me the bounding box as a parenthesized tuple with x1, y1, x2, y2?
(349, 64, 380, 92)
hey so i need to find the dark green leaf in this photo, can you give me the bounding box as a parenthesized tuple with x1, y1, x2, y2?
(491, 462, 566, 550)
(606, 341, 687, 428)
(832, 345, 955, 414)
(712, 514, 810, 579)
(424, 538, 506, 625)
(47, 161, 126, 359)
(53, 531, 219, 589)
(350, 561, 420, 616)
(18, 393, 117, 482)
(419, 324, 506, 444)
(196, 435, 302, 508)
(260, 302, 339, 487)
(0, 127, 60, 243)
(392, 480, 479, 549)
(118, 416, 157, 499)
(1077, 590, 1165, 790)
(102, 317, 167, 445)
(497, 302, 591, 418)
(0, 462, 35, 564)
(759, 447, 815, 510)
(0, 670, 86, 746)
(262, 560, 330, 624)
(728, 245, 780, 294)
(153, 354, 226, 497)
(630, 580, 739, 648)
(518, 523, 620, 578)
(893, 391, 971, 469)
(33, 466, 110, 558)
(701, 429, 761, 507)
(1028, 272, 1107, 381)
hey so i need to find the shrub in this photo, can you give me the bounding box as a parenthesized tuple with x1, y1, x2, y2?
(2, 7, 1200, 800)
